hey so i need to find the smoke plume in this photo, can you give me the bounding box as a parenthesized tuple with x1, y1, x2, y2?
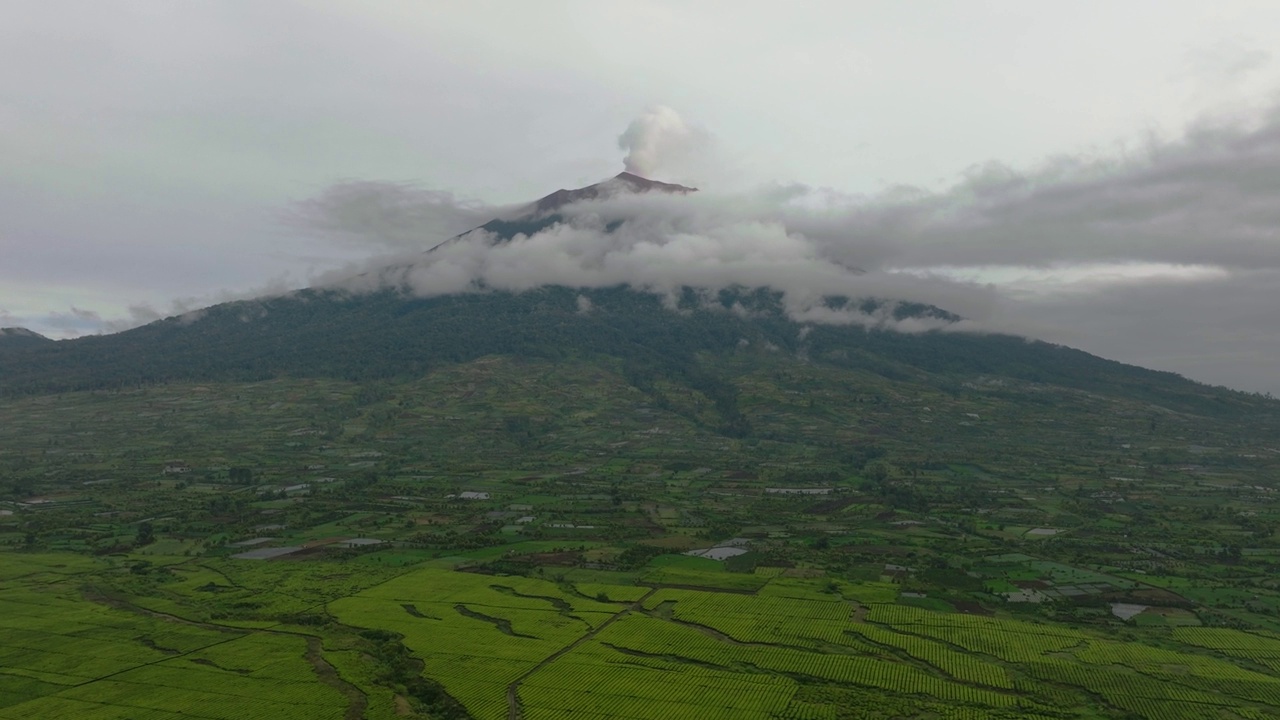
(618, 106, 714, 182)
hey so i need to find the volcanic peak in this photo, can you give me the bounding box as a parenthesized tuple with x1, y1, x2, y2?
(530, 171, 696, 216)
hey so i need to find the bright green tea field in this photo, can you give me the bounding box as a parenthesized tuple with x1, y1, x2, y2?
(6, 550, 1280, 720)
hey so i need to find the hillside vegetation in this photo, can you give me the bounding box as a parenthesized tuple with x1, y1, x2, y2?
(3, 288, 1280, 719)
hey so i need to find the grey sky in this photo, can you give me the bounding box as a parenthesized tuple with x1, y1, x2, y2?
(4, 1, 1280, 394)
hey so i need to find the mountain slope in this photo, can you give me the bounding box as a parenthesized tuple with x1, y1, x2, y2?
(2, 172, 1274, 424)
(0, 285, 1272, 424)
(0, 327, 53, 350)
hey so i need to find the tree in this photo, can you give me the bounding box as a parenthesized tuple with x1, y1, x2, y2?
(136, 521, 155, 546)
(865, 462, 890, 485)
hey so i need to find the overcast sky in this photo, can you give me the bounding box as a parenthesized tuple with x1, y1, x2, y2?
(4, 1, 1280, 394)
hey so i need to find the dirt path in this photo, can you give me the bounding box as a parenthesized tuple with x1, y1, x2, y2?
(305, 636, 368, 720)
(83, 586, 245, 635)
(505, 587, 658, 720)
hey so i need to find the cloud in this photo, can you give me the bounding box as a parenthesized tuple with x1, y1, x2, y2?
(1010, 269, 1280, 394)
(1184, 37, 1272, 86)
(285, 180, 509, 250)
(18, 304, 168, 337)
(783, 108, 1280, 273)
(10, 278, 302, 340)
(307, 187, 1007, 333)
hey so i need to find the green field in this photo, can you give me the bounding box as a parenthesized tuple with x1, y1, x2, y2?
(2, 351, 1280, 718)
(6, 550, 1280, 719)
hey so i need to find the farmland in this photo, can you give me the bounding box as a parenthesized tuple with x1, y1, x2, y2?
(2, 353, 1280, 718)
(11, 551, 1280, 720)
(0, 555, 349, 720)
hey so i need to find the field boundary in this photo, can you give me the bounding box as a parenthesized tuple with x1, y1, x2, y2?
(506, 587, 658, 720)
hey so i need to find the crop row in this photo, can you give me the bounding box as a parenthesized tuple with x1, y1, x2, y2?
(573, 582, 648, 603)
(430, 677, 509, 720)
(1074, 639, 1275, 683)
(525, 677, 790, 715)
(1173, 627, 1280, 654)
(776, 700, 839, 719)
(759, 579, 897, 605)
(358, 567, 620, 614)
(529, 654, 793, 701)
(332, 598, 585, 666)
(0, 644, 156, 682)
(0, 615, 220, 655)
(1098, 696, 1231, 720)
(523, 649, 795, 718)
(598, 615, 1018, 707)
(883, 624, 1082, 662)
(1026, 660, 1239, 711)
(640, 566, 768, 591)
(870, 604, 1086, 640)
(842, 624, 1012, 688)
(91, 668, 339, 707)
(0, 631, 166, 661)
(656, 588, 848, 621)
(1157, 674, 1280, 708)
(640, 589, 850, 645)
(182, 634, 319, 682)
(0, 695, 191, 720)
(522, 684, 780, 720)
(675, 610, 847, 646)
(39, 679, 344, 720)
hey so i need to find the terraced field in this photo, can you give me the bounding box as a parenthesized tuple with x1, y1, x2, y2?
(323, 564, 1280, 720)
(8, 545, 1280, 719)
(330, 568, 630, 720)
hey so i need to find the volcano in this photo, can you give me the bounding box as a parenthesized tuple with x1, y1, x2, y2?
(527, 171, 697, 216)
(0, 172, 1272, 428)
(433, 171, 697, 251)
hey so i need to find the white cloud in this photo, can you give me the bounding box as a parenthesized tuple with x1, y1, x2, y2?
(285, 181, 509, 250)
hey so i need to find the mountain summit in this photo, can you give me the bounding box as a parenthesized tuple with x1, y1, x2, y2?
(0, 327, 52, 349)
(0, 327, 48, 339)
(529, 171, 696, 216)
(436, 172, 697, 250)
